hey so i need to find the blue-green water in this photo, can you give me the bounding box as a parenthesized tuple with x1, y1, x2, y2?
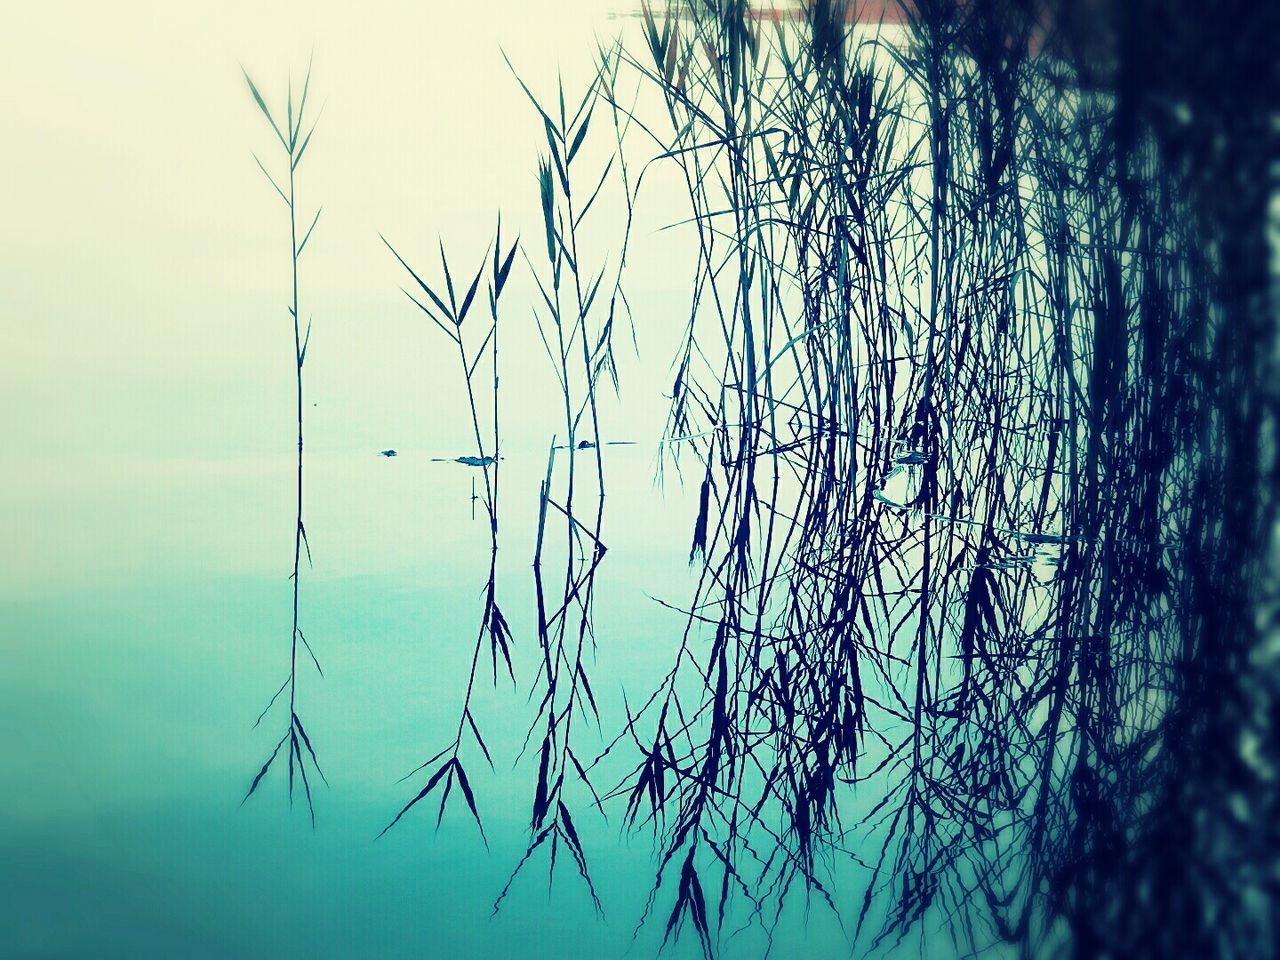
(0, 463, 850, 959)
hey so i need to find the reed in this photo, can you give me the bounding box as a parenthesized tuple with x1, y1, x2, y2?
(378, 220, 519, 842)
(241, 61, 327, 824)
(581, 3, 1272, 957)
(236, 5, 1276, 958)
(492, 46, 640, 912)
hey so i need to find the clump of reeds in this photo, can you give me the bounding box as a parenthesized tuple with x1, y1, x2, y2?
(375, 50, 639, 909)
(239, 5, 1276, 959)
(578, 3, 1269, 958)
(377, 220, 519, 842)
(489, 45, 641, 912)
(240, 61, 327, 823)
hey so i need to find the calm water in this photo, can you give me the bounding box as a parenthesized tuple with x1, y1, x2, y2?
(0, 444, 861, 958)
(0, 3, 968, 957)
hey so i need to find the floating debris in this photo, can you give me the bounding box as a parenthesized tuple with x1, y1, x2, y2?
(1017, 531, 1070, 545)
(873, 488, 901, 507)
(980, 553, 1037, 571)
(379, 449, 397, 458)
(553, 439, 638, 451)
(875, 460, 919, 507)
(432, 455, 498, 467)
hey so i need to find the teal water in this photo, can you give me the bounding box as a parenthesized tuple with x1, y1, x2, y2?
(0, 456, 850, 959)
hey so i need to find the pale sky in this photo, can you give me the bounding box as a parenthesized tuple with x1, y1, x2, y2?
(0, 0, 704, 592)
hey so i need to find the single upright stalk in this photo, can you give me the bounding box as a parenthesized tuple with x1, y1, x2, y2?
(288, 152, 303, 726)
(241, 64, 326, 822)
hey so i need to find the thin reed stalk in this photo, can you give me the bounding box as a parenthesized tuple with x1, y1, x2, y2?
(241, 61, 327, 824)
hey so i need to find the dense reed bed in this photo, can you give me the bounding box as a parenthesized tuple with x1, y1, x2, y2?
(582, 4, 1277, 958)
(238, 3, 1277, 957)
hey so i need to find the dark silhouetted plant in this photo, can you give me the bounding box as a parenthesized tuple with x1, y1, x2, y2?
(241, 61, 327, 824)
(379, 219, 519, 843)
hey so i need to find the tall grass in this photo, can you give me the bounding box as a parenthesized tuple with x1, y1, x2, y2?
(237, 4, 1278, 958)
(490, 46, 643, 910)
(240, 62, 327, 823)
(575, 2, 1273, 957)
(378, 221, 519, 841)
